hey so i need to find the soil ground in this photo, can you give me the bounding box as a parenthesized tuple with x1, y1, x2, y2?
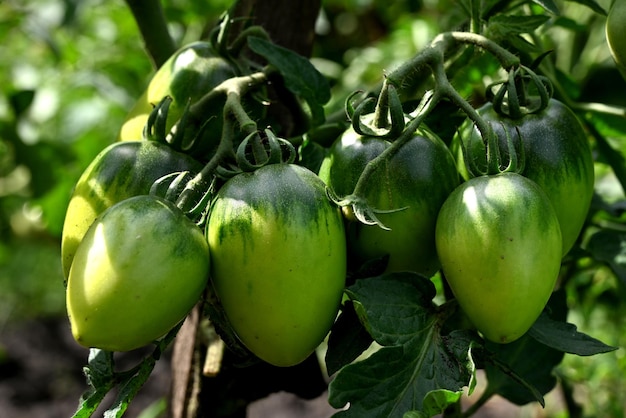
(0, 317, 337, 418)
(0, 317, 538, 418)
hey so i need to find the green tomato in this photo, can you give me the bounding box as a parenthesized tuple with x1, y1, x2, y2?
(207, 164, 346, 367)
(119, 42, 236, 141)
(61, 141, 203, 279)
(435, 172, 562, 344)
(67, 195, 209, 351)
(607, 0, 626, 78)
(455, 99, 594, 256)
(318, 126, 459, 277)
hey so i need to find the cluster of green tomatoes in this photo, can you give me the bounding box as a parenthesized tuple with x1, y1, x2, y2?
(60, 38, 595, 369)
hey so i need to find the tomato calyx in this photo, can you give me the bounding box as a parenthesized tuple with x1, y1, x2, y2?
(487, 63, 553, 119)
(459, 121, 526, 178)
(326, 187, 406, 230)
(347, 80, 406, 139)
(235, 128, 297, 172)
(143, 72, 269, 154)
(148, 170, 216, 225)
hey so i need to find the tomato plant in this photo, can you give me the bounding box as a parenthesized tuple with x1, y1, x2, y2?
(34, 1, 624, 417)
(435, 172, 562, 343)
(207, 163, 346, 367)
(66, 195, 209, 352)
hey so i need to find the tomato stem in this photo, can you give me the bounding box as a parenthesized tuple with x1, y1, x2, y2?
(188, 71, 268, 128)
(174, 69, 276, 217)
(372, 78, 391, 130)
(345, 32, 522, 223)
(124, 0, 177, 69)
(387, 31, 519, 91)
(459, 388, 495, 418)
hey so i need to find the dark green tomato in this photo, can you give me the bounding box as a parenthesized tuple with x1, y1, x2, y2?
(436, 172, 562, 344)
(318, 128, 460, 277)
(607, 0, 626, 78)
(119, 42, 236, 141)
(67, 195, 209, 351)
(118, 42, 268, 161)
(207, 164, 346, 367)
(61, 141, 203, 279)
(456, 99, 594, 256)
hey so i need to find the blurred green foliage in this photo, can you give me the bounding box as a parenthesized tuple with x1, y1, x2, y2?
(0, 0, 230, 325)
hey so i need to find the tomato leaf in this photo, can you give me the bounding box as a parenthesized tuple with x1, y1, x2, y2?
(484, 289, 616, 406)
(327, 273, 478, 417)
(485, 15, 551, 53)
(483, 337, 553, 406)
(325, 300, 374, 376)
(248, 36, 330, 126)
(589, 127, 626, 195)
(84, 349, 115, 388)
(487, 15, 551, 36)
(531, 0, 560, 15)
(72, 324, 182, 418)
(528, 312, 618, 355)
(298, 137, 328, 175)
(103, 352, 159, 418)
(421, 389, 463, 416)
(72, 350, 116, 418)
(567, 0, 607, 15)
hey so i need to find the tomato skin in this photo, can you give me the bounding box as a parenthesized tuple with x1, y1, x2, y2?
(435, 172, 562, 344)
(607, 0, 626, 78)
(61, 141, 203, 279)
(207, 164, 346, 367)
(456, 99, 594, 256)
(318, 127, 459, 277)
(67, 195, 209, 352)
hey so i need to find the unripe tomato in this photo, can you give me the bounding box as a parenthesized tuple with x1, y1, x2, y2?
(318, 126, 459, 277)
(435, 172, 562, 344)
(456, 99, 594, 256)
(61, 141, 203, 279)
(606, 0, 626, 78)
(118, 42, 236, 142)
(67, 195, 209, 351)
(207, 164, 346, 367)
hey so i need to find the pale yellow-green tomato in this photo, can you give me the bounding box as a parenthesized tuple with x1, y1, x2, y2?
(436, 173, 562, 344)
(207, 164, 347, 367)
(67, 195, 209, 352)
